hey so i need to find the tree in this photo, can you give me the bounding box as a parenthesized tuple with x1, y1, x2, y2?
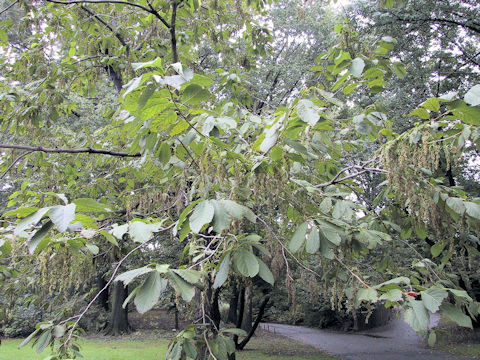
(0, 1, 479, 359)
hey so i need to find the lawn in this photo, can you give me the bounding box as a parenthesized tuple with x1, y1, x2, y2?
(0, 330, 337, 360)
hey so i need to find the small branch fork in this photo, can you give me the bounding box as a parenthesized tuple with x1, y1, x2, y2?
(314, 157, 388, 188)
(0, 144, 140, 157)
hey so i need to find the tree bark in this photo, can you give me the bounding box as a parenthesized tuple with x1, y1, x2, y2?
(227, 280, 239, 324)
(237, 296, 270, 350)
(105, 282, 131, 335)
(96, 274, 109, 312)
(241, 284, 253, 333)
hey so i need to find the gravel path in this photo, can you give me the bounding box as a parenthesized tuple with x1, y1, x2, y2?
(261, 316, 474, 360)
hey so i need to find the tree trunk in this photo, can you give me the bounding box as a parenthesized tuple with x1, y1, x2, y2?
(241, 284, 253, 333)
(105, 282, 131, 335)
(227, 280, 239, 324)
(237, 296, 270, 350)
(96, 274, 109, 312)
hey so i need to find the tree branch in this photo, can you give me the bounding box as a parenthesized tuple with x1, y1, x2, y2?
(170, 1, 179, 63)
(80, 5, 130, 56)
(0, 144, 140, 157)
(0, 0, 18, 16)
(0, 151, 33, 180)
(46, 0, 171, 29)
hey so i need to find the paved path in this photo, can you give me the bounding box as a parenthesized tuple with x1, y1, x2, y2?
(261, 316, 474, 360)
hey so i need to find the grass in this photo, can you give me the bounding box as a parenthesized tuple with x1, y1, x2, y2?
(0, 330, 337, 360)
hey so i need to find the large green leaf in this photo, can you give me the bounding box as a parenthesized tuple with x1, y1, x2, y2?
(350, 57, 365, 78)
(115, 266, 154, 286)
(233, 248, 259, 277)
(446, 197, 466, 216)
(129, 221, 163, 243)
(319, 225, 341, 246)
(35, 330, 52, 354)
(465, 202, 480, 220)
(404, 299, 429, 332)
(421, 288, 447, 313)
(189, 200, 215, 233)
(134, 272, 166, 314)
(213, 254, 230, 289)
(289, 222, 308, 252)
(167, 271, 195, 302)
(73, 198, 111, 213)
(355, 288, 378, 307)
(449, 100, 480, 125)
(28, 221, 53, 254)
(182, 84, 210, 105)
(172, 269, 202, 284)
(257, 257, 274, 285)
(14, 207, 51, 236)
(439, 303, 472, 328)
(297, 99, 320, 126)
(464, 84, 480, 106)
(305, 227, 320, 254)
(48, 204, 76, 233)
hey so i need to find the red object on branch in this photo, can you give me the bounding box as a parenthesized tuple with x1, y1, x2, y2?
(405, 291, 418, 297)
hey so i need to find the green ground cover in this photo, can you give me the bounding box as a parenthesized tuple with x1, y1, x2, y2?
(0, 330, 337, 360)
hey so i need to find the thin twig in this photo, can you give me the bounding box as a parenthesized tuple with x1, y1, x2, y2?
(0, 0, 18, 16)
(203, 332, 218, 360)
(334, 255, 371, 288)
(0, 151, 33, 180)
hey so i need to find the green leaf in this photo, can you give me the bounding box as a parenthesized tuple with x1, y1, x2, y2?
(14, 207, 51, 236)
(257, 257, 274, 285)
(305, 228, 320, 254)
(379, 289, 403, 302)
(404, 299, 429, 332)
(167, 271, 196, 302)
(449, 100, 480, 125)
(289, 222, 308, 252)
(48, 204, 76, 233)
(182, 84, 210, 105)
(134, 272, 166, 314)
(465, 202, 480, 220)
(35, 330, 52, 354)
(129, 221, 163, 243)
(464, 84, 480, 106)
(115, 266, 154, 286)
(409, 108, 430, 119)
(430, 240, 447, 258)
(355, 288, 378, 306)
(446, 197, 466, 216)
(100, 230, 119, 246)
(28, 221, 53, 254)
(73, 198, 111, 213)
(157, 142, 172, 164)
(320, 225, 341, 246)
(189, 200, 215, 233)
(297, 99, 320, 126)
(18, 329, 40, 349)
(421, 98, 440, 112)
(421, 288, 447, 313)
(233, 248, 259, 277)
(172, 269, 202, 284)
(440, 303, 472, 329)
(350, 57, 365, 78)
(213, 254, 230, 289)
(111, 223, 128, 239)
(52, 325, 66, 339)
